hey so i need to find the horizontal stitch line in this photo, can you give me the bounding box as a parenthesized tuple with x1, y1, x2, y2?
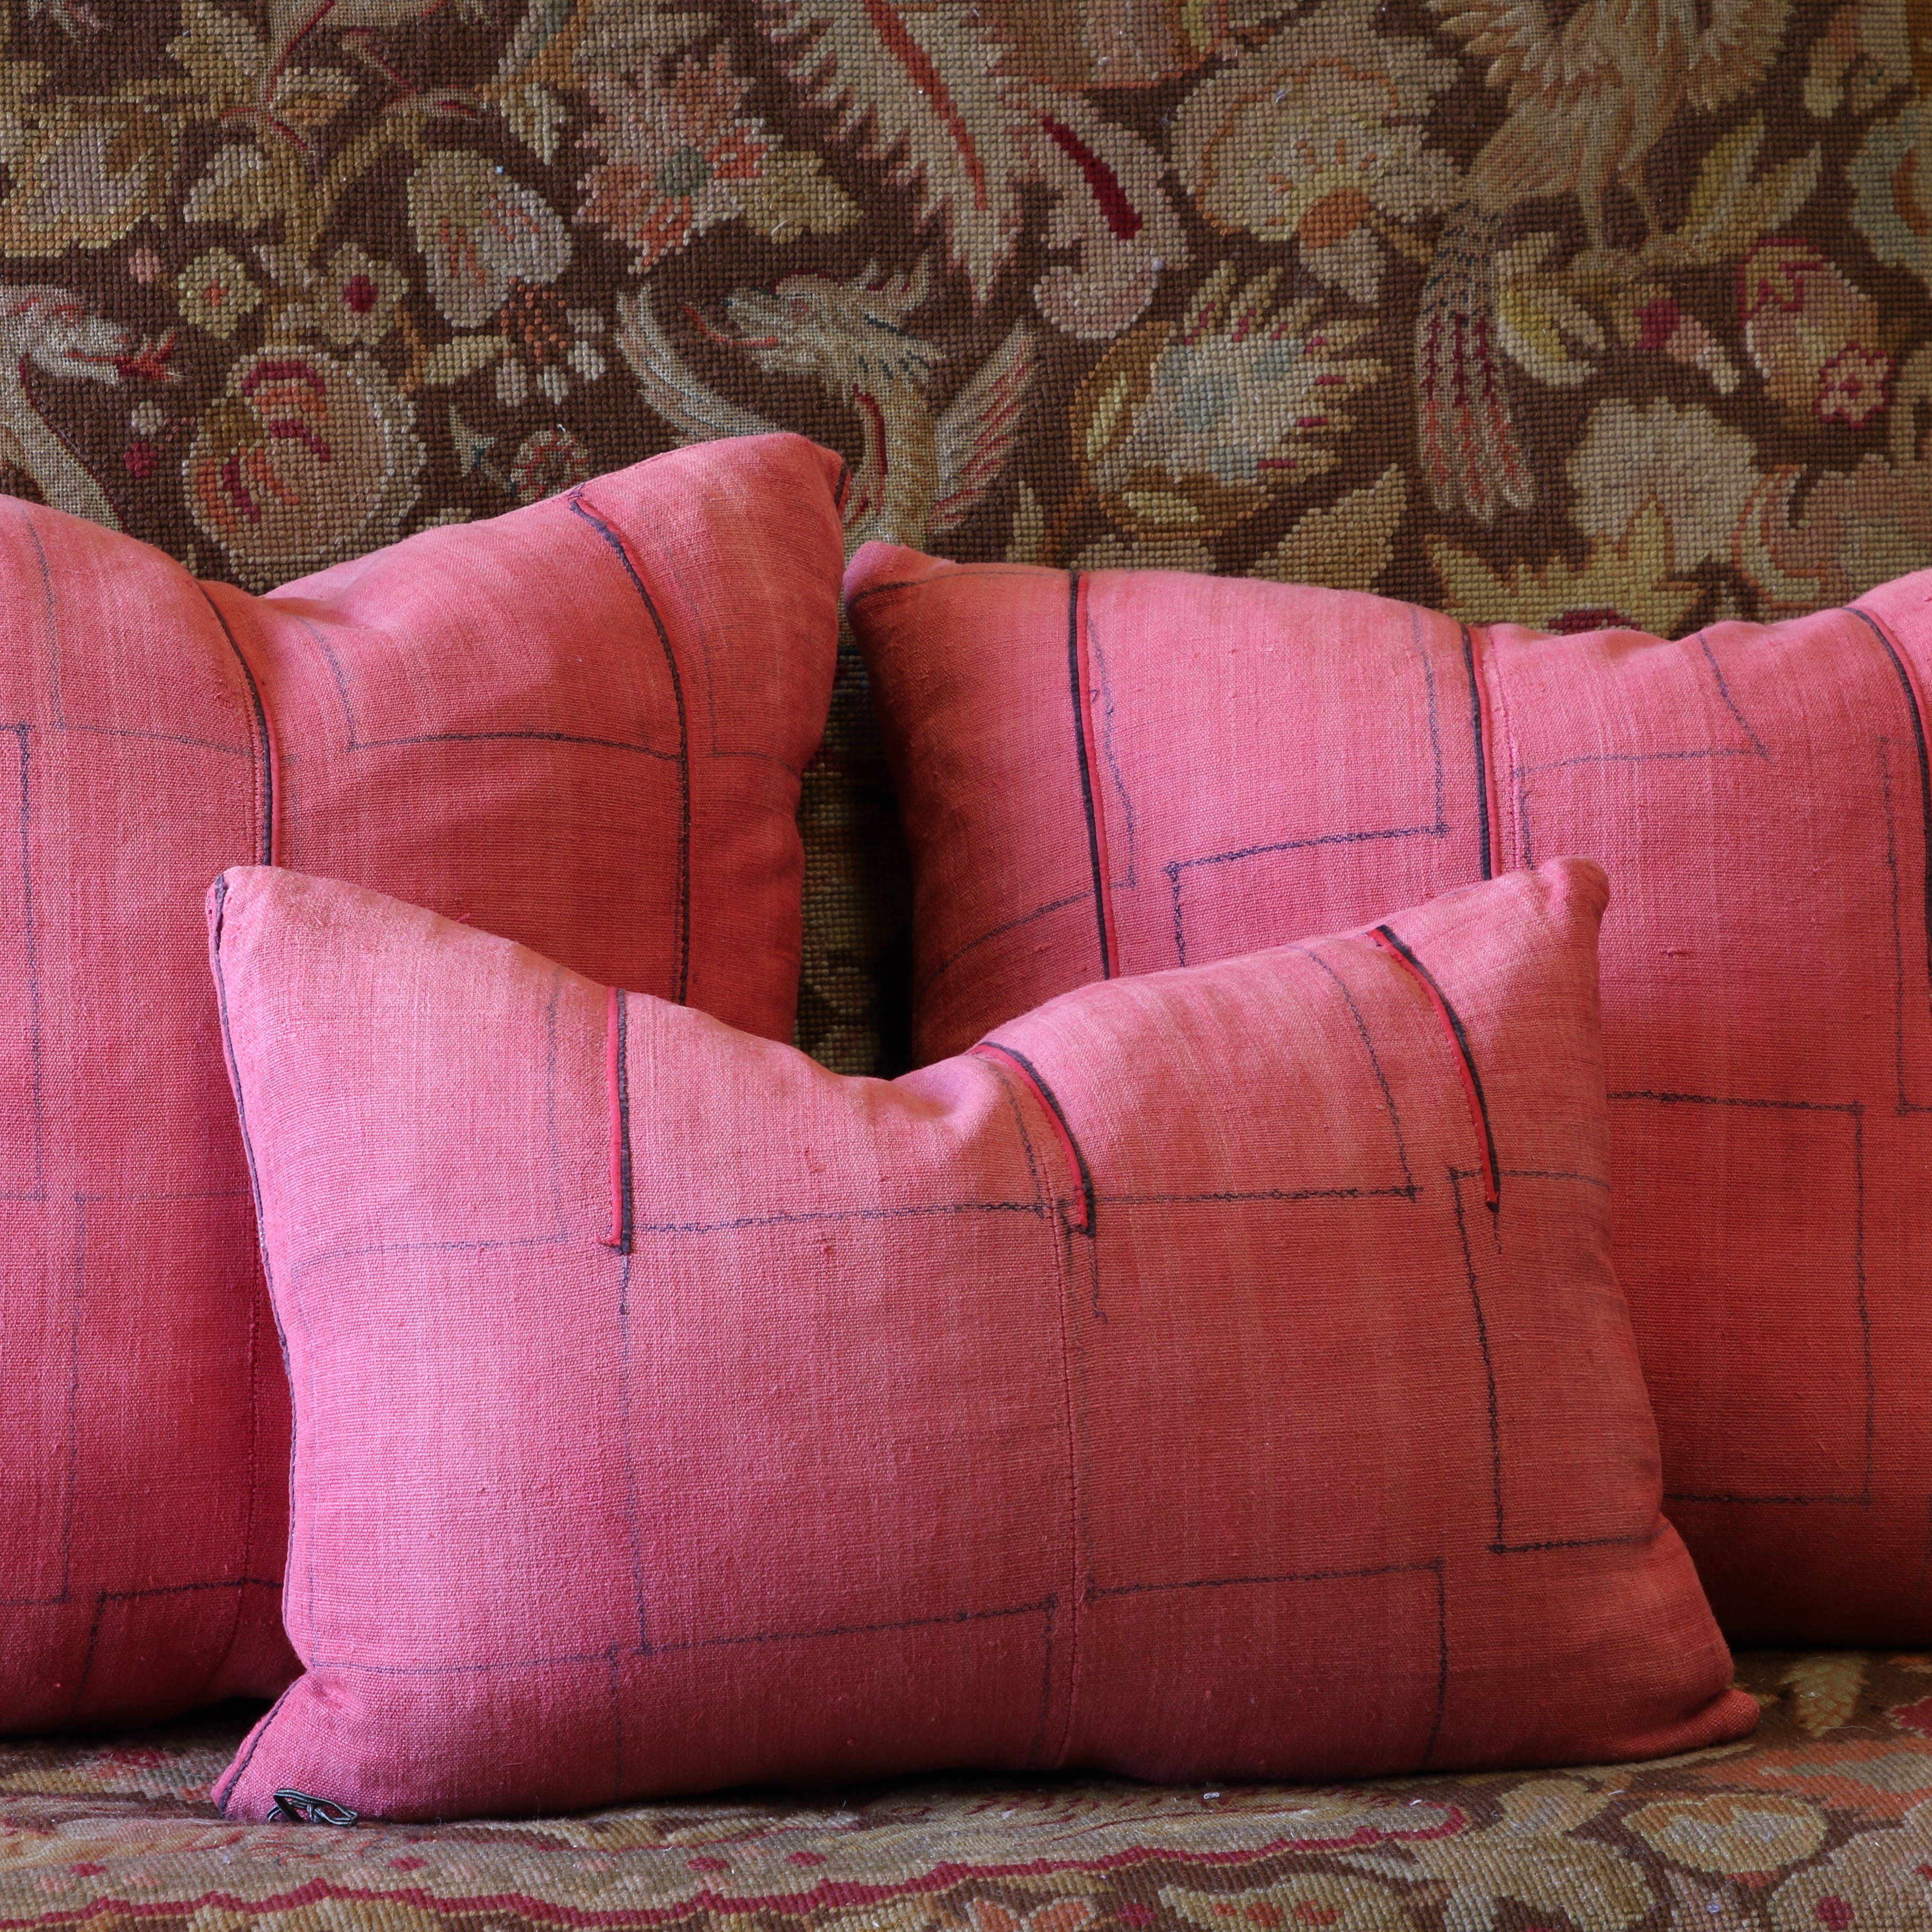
(1665, 1490, 1873, 1507)
(1099, 1185, 1420, 1208)
(1168, 822, 1443, 876)
(1488, 1529, 1661, 1554)
(1611, 1090, 1863, 1113)
(634, 1201, 1046, 1236)
(308, 1600, 1056, 1676)
(1090, 1558, 1444, 1599)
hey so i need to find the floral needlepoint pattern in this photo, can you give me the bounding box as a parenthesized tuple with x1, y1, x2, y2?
(176, 245, 259, 338)
(0, 0, 1917, 1075)
(8, 1654, 1932, 1930)
(408, 148, 572, 330)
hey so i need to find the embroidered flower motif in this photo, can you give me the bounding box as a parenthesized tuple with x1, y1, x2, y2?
(1626, 1793, 1828, 1877)
(1739, 240, 1892, 427)
(406, 150, 570, 330)
(1850, 98, 1932, 295)
(578, 49, 779, 273)
(1768, 1797, 1932, 1931)
(1172, 0, 1455, 303)
(1071, 263, 1383, 538)
(1568, 399, 1760, 570)
(307, 244, 407, 347)
(507, 425, 591, 505)
(185, 350, 423, 586)
(1816, 343, 1894, 424)
(175, 246, 260, 339)
(494, 282, 606, 406)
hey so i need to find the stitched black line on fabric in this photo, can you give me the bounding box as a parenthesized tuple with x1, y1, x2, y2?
(196, 586, 273, 866)
(974, 1038, 1097, 1236)
(1459, 625, 1492, 880)
(612, 991, 634, 1256)
(566, 489, 691, 1007)
(1372, 924, 1500, 1211)
(1848, 605, 1932, 1000)
(1065, 570, 1112, 978)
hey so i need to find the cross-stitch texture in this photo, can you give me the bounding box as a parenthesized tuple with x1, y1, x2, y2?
(4, 1654, 1932, 1931)
(0, 0, 1920, 1074)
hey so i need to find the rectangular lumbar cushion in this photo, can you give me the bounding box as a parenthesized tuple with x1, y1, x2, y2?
(207, 857, 1752, 1822)
(0, 433, 844, 1731)
(843, 545, 1932, 1647)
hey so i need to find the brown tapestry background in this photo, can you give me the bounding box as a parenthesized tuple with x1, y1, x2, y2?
(0, 0, 1925, 1070)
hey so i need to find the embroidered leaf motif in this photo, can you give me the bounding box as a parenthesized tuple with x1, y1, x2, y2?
(735, 148, 862, 242)
(763, 0, 1030, 301)
(1681, 117, 1823, 260)
(419, 334, 511, 387)
(1252, 464, 1409, 589)
(166, 0, 269, 110)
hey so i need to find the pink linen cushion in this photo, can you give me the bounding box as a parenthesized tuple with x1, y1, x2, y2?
(844, 545, 1932, 1647)
(0, 434, 844, 1731)
(207, 857, 1752, 1822)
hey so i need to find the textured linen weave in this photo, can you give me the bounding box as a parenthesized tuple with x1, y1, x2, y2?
(845, 547, 1932, 1648)
(206, 857, 1751, 1822)
(0, 432, 844, 1732)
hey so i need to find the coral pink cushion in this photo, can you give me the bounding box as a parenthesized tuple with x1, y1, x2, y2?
(0, 434, 844, 1730)
(207, 857, 1751, 1822)
(844, 545, 1932, 1645)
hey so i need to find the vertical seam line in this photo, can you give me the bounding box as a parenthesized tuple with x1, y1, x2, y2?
(1067, 571, 1116, 976)
(1370, 923, 1500, 1209)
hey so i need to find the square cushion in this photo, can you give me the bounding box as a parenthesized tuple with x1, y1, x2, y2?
(206, 857, 1752, 1822)
(844, 547, 1932, 1647)
(0, 433, 844, 1730)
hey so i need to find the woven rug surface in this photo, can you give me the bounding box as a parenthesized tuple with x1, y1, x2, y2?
(3, 1655, 1932, 1930)
(0, 0, 1922, 1071)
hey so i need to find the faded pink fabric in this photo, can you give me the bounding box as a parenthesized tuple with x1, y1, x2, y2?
(844, 545, 1932, 1645)
(0, 434, 844, 1730)
(209, 858, 1751, 1823)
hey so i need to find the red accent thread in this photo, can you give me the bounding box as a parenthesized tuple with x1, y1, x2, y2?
(602, 986, 625, 1249)
(1038, 116, 1143, 240)
(1467, 624, 1502, 874)
(1371, 930, 1499, 1208)
(1072, 575, 1120, 978)
(971, 1043, 1090, 1233)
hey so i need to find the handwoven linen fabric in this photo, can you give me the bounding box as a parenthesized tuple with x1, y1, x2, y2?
(0, 431, 844, 1733)
(207, 856, 1751, 1822)
(842, 545, 1932, 1648)
(0, 4, 1919, 1083)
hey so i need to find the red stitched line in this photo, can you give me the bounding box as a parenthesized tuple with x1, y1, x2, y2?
(1467, 623, 1500, 879)
(602, 985, 625, 1249)
(1072, 575, 1119, 976)
(1370, 929, 1499, 1207)
(970, 1042, 1090, 1233)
